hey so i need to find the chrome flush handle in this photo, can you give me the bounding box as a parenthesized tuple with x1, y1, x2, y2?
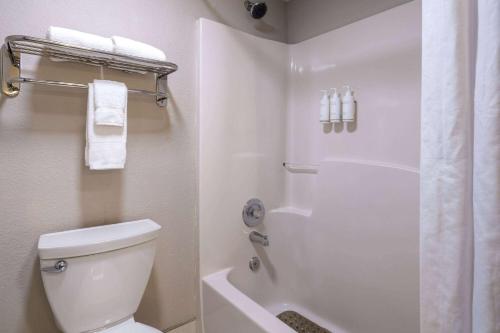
(41, 260, 67, 273)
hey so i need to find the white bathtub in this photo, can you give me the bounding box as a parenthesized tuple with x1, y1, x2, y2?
(202, 212, 349, 333)
(202, 268, 295, 333)
(202, 161, 420, 333)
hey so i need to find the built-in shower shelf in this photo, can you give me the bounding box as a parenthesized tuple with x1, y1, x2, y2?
(270, 207, 312, 218)
(1, 35, 178, 107)
(283, 162, 319, 174)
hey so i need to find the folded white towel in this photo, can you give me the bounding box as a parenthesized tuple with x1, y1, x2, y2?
(86, 83, 127, 170)
(112, 36, 166, 61)
(93, 80, 127, 127)
(47, 27, 114, 52)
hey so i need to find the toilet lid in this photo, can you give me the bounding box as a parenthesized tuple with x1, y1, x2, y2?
(100, 319, 163, 333)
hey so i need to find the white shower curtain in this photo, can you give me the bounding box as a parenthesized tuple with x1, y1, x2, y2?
(421, 0, 499, 332)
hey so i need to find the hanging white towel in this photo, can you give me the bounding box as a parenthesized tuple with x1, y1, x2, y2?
(47, 27, 114, 52)
(86, 83, 127, 170)
(111, 36, 166, 61)
(93, 80, 127, 127)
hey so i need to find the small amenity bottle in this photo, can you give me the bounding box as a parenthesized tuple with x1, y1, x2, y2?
(342, 86, 355, 122)
(320, 90, 330, 123)
(329, 88, 342, 123)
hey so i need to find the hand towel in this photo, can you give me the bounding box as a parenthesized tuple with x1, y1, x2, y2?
(86, 83, 127, 170)
(112, 36, 166, 61)
(93, 80, 127, 127)
(47, 27, 114, 52)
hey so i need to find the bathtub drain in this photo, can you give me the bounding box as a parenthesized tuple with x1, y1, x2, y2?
(277, 311, 331, 333)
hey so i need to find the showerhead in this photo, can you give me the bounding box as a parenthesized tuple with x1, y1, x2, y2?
(244, 1, 267, 19)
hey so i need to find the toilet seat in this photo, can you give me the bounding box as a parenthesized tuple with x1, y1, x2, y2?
(100, 318, 163, 333)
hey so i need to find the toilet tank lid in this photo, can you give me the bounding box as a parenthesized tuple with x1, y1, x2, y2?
(38, 219, 161, 259)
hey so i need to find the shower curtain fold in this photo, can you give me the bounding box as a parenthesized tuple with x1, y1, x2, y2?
(421, 0, 500, 332)
(472, 0, 500, 331)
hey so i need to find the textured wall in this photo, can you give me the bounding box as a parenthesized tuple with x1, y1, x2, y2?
(0, 1, 286, 333)
(286, 0, 414, 43)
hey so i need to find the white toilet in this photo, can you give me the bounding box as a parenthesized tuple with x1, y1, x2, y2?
(38, 219, 162, 333)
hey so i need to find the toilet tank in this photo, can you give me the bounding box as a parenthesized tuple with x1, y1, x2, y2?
(38, 219, 161, 333)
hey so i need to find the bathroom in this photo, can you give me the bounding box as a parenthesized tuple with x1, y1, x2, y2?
(0, 0, 498, 333)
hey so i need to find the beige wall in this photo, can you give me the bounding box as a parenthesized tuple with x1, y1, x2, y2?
(0, 1, 286, 332)
(286, 0, 413, 43)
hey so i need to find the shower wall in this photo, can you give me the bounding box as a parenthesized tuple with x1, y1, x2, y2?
(283, 3, 421, 329)
(199, 1, 421, 332)
(198, 18, 288, 278)
(285, 0, 421, 209)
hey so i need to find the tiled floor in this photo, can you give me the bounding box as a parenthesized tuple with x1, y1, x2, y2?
(167, 321, 196, 333)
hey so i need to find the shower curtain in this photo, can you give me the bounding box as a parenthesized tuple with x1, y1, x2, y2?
(421, 0, 499, 332)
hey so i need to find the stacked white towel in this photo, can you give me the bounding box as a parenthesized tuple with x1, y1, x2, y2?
(86, 83, 127, 170)
(47, 27, 114, 52)
(93, 80, 127, 126)
(46, 27, 167, 63)
(112, 36, 166, 61)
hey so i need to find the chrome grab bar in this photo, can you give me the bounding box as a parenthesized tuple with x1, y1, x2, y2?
(41, 260, 67, 273)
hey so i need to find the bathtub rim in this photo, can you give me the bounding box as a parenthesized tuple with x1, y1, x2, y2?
(202, 267, 295, 333)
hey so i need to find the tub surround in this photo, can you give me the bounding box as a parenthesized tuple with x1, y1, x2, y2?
(199, 1, 420, 332)
(285, 0, 421, 211)
(198, 18, 288, 279)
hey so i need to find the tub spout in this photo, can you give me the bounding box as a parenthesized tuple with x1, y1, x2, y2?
(249, 231, 269, 246)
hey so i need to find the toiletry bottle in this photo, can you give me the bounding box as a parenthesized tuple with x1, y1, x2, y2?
(342, 86, 355, 122)
(329, 88, 342, 123)
(320, 90, 330, 123)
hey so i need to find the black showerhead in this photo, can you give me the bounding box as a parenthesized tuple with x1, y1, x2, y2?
(244, 1, 267, 19)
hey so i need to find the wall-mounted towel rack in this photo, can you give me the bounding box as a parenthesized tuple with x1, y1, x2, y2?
(1, 35, 178, 107)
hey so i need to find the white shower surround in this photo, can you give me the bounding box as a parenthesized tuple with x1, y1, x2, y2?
(199, 1, 421, 332)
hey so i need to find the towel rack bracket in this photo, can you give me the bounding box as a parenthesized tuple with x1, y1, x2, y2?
(156, 74, 168, 107)
(1, 45, 20, 97)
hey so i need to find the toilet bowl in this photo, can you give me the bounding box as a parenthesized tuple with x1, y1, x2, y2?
(38, 219, 162, 333)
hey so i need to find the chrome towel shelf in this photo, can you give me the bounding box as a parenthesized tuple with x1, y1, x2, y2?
(1, 35, 178, 107)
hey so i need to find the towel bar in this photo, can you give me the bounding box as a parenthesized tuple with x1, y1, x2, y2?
(1, 35, 177, 107)
(10, 77, 166, 98)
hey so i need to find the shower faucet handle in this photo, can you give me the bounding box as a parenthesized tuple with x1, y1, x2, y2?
(249, 205, 263, 219)
(242, 198, 265, 227)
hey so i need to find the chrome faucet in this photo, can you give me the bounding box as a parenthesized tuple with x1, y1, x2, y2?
(249, 231, 269, 246)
